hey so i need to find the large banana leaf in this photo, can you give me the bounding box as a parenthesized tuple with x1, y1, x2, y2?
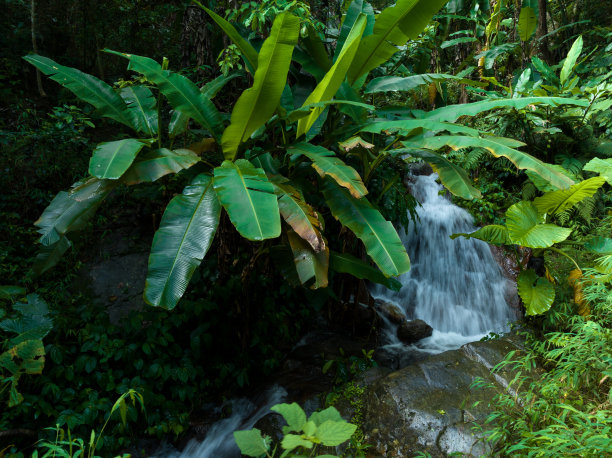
(583, 157, 612, 184)
(301, 26, 332, 74)
(23, 54, 134, 129)
(334, 0, 375, 61)
(287, 100, 374, 123)
(329, 251, 401, 291)
(32, 236, 72, 277)
(121, 148, 200, 185)
(347, 0, 448, 83)
(88, 139, 148, 180)
(289, 142, 367, 198)
(119, 86, 158, 137)
(403, 136, 575, 190)
(518, 7, 537, 42)
(336, 82, 369, 123)
(197, 3, 259, 72)
(365, 73, 485, 93)
(526, 165, 576, 192)
(274, 182, 325, 252)
(322, 180, 410, 277)
(423, 97, 589, 123)
(107, 50, 224, 141)
(390, 148, 481, 199)
(296, 14, 367, 138)
(221, 13, 300, 159)
(213, 160, 281, 241)
(506, 201, 572, 248)
(450, 225, 511, 245)
(361, 119, 481, 136)
(35, 178, 115, 246)
(560, 36, 583, 86)
(518, 269, 555, 315)
(287, 230, 329, 289)
(533, 176, 606, 215)
(144, 174, 220, 309)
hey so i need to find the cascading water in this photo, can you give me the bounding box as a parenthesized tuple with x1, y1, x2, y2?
(373, 173, 515, 354)
(157, 386, 287, 458)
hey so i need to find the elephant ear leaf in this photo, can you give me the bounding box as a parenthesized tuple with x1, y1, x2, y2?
(322, 180, 410, 277)
(451, 225, 511, 245)
(213, 160, 281, 241)
(390, 148, 481, 200)
(518, 269, 555, 315)
(221, 13, 300, 160)
(144, 174, 220, 309)
(119, 86, 158, 137)
(506, 201, 572, 248)
(289, 142, 367, 198)
(89, 139, 148, 180)
(287, 230, 329, 289)
(348, 0, 448, 84)
(296, 14, 367, 138)
(23, 54, 134, 129)
(533, 176, 606, 215)
(107, 50, 224, 141)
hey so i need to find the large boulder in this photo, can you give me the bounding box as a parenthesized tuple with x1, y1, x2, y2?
(362, 333, 526, 457)
(397, 319, 433, 344)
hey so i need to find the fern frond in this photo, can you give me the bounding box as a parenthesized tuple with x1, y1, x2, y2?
(522, 181, 537, 201)
(557, 210, 570, 225)
(576, 196, 596, 224)
(464, 148, 487, 170)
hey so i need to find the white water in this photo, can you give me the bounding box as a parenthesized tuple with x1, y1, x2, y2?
(158, 386, 287, 458)
(373, 173, 514, 353)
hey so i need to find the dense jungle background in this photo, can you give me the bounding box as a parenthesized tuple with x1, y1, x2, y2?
(1, 0, 611, 456)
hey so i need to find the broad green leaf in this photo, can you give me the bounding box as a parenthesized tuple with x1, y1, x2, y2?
(281, 434, 314, 450)
(271, 403, 307, 433)
(0, 286, 26, 301)
(144, 174, 220, 309)
(221, 13, 299, 159)
(348, 0, 448, 83)
(334, 0, 375, 61)
(88, 139, 148, 179)
(301, 26, 332, 74)
(309, 406, 344, 426)
(506, 201, 572, 248)
(32, 236, 72, 277)
(287, 230, 329, 289)
(121, 148, 199, 185)
(119, 86, 157, 137)
(290, 142, 367, 198)
(213, 160, 280, 241)
(35, 178, 115, 246)
(329, 252, 402, 291)
(336, 81, 369, 123)
(202, 72, 242, 99)
(441, 36, 478, 48)
(233, 429, 269, 457)
(450, 225, 511, 245)
(315, 420, 357, 446)
(361, 119, 480, 136)
(533, 177, 606, 215)
(169, 110, 190, 137)
(531, 56, 559, 85)
(518, 7, 537, 41)
(107, 50, 224, 141)
(560, 36, 583, 86)
(287, 100, 374, 123)
(275, 183, 325, 252)
(475, 43, 519, 70)
(583, 157, 612, 184)
(518, 269, 555, 315)
(526, 165, 576, 192)
(513, 68, 532, 96)
(584, 237, 612, 255)
(297, 14, 367, 137)
(197, 3, 259, 72)
(365, 73, 485, 93)
(403, 136, 575, 190)
(322, 181, 410, 276)
(390, 148, 481, 199)
(23, 54, 134, 129)
(423, 97, 589, 123)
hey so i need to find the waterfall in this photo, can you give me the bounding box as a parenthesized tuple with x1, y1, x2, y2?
(373, 173, 515, 353)
(157, 386, 287, 458)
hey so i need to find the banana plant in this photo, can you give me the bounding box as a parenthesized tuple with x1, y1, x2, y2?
(451, 175, 608, 315)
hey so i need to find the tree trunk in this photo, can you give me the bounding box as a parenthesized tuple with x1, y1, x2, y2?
(536, 0, 551, 62)
(31, 0, 46, 97)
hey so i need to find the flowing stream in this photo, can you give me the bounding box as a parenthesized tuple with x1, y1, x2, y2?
(373, 173, 515, 354)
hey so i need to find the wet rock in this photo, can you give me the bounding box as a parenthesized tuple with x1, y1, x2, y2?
(374, 299, 405, 324)
(397, 319, 433, 344)
(362, 333, 526, 457)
